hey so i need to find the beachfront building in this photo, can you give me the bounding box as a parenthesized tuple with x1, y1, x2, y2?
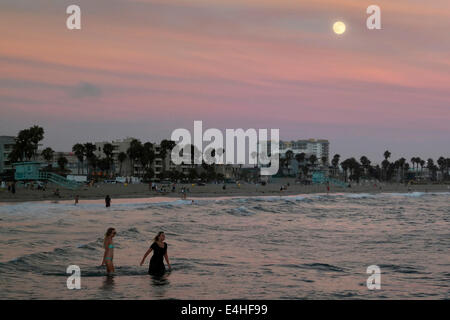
(94, 137, 134, 176)
(279, 139, 330, 164)
(90, 137, 245, 181)
(35, 151, 79, 174)
(153, 144, 190, 177)
(93, 138, 191, 178)
(0, 136, 16, 174)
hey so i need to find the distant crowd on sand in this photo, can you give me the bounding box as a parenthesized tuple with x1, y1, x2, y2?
(2, 177, 448, 203)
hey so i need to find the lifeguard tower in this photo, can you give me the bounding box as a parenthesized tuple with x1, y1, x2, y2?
(13, 162, 80, 189)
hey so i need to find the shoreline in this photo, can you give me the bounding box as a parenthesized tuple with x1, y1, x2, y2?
(1, 180, 449, 204)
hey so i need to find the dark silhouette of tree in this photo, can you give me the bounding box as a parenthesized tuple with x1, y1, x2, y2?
(117, 152, 127, 176)
(41, 147, 54, 166)
(57, 154, 68, 172)
(83, 143, 97, 175)
(72, 143, 85, 174)
(127, 139, 143, 176)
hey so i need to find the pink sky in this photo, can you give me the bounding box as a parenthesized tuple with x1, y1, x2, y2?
(1, 0, 449, 162)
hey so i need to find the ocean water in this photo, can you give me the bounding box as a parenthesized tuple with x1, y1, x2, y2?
(0, 192, 449, 300)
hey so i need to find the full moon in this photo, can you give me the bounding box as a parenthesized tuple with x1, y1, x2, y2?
(333, 21, 346, 35)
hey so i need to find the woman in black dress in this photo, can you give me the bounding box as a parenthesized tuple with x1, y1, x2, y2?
(140, 231, 171, 275)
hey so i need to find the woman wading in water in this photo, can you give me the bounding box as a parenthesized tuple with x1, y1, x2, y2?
(140, 231, 171, 276)
(101, 228, 116, 274)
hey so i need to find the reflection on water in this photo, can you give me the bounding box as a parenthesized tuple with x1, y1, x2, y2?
(101, 274, 115, 291)
(151, 271, 171, 285)
(0, 192, 449, 299)
(150, 272, 171, 298)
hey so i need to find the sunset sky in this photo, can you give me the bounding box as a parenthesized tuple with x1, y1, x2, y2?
(1, 0, 449, 162)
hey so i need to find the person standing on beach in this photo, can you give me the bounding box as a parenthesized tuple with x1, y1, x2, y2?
(74, 195, 79, 205)
(105, 195, 111, 208)
(140, 231, 171, 276)
(101, 228, 116, 274)
(11, 182, 16, 194)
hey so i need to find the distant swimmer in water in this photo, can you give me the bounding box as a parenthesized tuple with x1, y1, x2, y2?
(101, 227, 116, 274)
(140, 231, 171, 276)
(105, 195, 111, 208)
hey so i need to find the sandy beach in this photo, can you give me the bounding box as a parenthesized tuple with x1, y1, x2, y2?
(1, 179, 449, 203)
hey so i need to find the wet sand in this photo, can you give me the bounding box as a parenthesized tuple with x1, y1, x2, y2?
(1, 179, 449, 203)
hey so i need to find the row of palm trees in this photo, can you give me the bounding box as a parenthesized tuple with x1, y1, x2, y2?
(7, 126, 449, 183)
(70, 139, 176, 179)
(8, 125, 45, 162)
(281, 150, 450, 183)
(279, 150, 324, 177)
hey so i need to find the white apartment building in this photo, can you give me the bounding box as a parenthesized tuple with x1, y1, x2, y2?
(279, 139, 330, 164)
(94, 138, 190, 177)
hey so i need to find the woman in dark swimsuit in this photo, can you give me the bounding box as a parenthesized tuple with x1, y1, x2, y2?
(140, 231, 171, 275)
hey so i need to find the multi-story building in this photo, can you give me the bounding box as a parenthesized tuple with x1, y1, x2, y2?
(93, 138, 190, 177)
(91, 138, 242, 180)
(35, 151, 79, 174)
(0, 136, 16, 173)
(279, 139, 330, 164)
(94, 137, 135, 176)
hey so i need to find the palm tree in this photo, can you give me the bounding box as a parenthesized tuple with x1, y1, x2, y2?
(397, 157, 406, 182)
(72, 143, 85, 174)
(419, 159, 425, 172)
(427, 158, 436, 180)
(382, 150, 391, 181)
(117, 152, 127, 176)
(103, 143, 114, 175)
(446, 158, 450, 180)
(159, 139, 176, 172)
(295, 152, 306, 179)
(341, 158, 351, 182)
(127, 139, 143, 176)
(309, 154, 317, 167)
(140, 142, 156, 177)
(410, 157, 417, 171)
(285, 150, 294, 176)
(331, 154, 340, 177)
(437, 157, 447, 181)
(7, 147, 23, 163)
(57, 154, 68, 172)
(41, 147, 54, 166)
(279, 158, 287, 176)
(29, 125, 44, 160)
(360, 156, 371, 177)
(295, 152, 306, 164)
(11, 127, 42, 161)
(83, 143, 97, 175)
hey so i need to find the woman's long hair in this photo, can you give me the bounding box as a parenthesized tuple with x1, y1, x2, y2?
(153, 231, 164, 243)
(104, 227, 115, 249)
